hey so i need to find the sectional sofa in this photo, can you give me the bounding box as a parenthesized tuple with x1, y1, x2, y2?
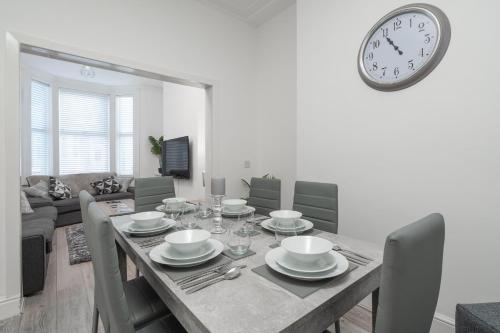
(21, 172, 134, 295)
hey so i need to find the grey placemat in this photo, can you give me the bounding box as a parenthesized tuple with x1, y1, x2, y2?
(251, 262, 358, 298)
(222, 249, 256, 260)
(156, 254, 233, 282)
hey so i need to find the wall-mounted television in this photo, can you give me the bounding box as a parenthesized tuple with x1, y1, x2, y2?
(162, 136, 190, 179)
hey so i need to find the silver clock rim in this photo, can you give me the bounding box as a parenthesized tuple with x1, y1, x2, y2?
(357, 3, 451, 92)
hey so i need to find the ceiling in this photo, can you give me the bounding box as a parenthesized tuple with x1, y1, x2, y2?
(20, 53, 163, 87)
(196, 0, 295, 26)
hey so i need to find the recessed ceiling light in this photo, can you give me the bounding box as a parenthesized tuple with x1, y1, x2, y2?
(80, 65, 95, 78)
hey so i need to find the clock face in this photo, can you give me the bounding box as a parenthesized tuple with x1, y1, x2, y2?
(362, 12, 438, 84)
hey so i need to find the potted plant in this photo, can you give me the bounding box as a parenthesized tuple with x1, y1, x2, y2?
(148, 135, 164, 174)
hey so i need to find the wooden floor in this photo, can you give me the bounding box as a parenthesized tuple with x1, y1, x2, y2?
(0, 226, 372, 333)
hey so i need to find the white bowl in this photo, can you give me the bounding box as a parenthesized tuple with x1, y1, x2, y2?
(281, 236, 333, 264)
(130, 211, 165, 229)
(222, 199, 247, 212)
(164, 229, 211, 255)
(270, 210, 302, 227)
(162, 197, 187, 210)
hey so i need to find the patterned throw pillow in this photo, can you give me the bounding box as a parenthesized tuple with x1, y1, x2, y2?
(90, 177, 121, 195)
(49, 177, 72, 200)
(23, 180, 50, 198)
(20, 191, 34, 214)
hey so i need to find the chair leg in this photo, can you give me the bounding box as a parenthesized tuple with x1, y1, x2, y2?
(335, 320, 340, 333)
(92, 305, 99, 333)
(135, 267, 140, 278)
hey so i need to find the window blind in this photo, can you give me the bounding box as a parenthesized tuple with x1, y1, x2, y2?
(59, 88, 110, 175)
(31, 80, 51, 175)
(116, 96, 134, 176)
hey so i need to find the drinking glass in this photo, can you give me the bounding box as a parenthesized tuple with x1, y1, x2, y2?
(227, 216, 251, 255)
(245, 211, 255, 233)
(210, 195, 226, 234)
(273, 218, 298, 247)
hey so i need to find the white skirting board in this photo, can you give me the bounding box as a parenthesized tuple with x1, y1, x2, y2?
(0, 295, 21, 321)
(359, 302, 455, 333)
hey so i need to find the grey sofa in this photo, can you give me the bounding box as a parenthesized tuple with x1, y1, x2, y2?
(26, 172, 134, 227)
(22, 205, 57, 295)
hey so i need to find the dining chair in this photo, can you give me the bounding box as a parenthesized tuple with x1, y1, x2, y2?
(135, 176, 176, 213)
(374, 213, 445, 333)
(246, 177, 281, 216)
(83, 194, 182, 333)
(292, 181, 338, 233)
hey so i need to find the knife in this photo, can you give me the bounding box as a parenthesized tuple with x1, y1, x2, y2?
(180, 264, 246, 289)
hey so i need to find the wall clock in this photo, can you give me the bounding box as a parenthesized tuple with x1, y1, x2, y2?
(358, 3, 451, 91)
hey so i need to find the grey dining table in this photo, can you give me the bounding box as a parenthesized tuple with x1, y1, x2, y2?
(112, 212, 383, 333)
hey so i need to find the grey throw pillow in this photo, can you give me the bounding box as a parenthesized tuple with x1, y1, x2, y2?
(49, 177, 72, 200)
(23, 180, 50, 198)
(20, 191, 34, 214)
(115, 176, 134, 192)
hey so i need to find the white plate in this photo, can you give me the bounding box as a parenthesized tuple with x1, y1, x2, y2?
(161, 239, 216, 261)
(129, 218, 175, 232)
(275, 250, 337, 274)
(121, 218, 176, 235)
(265, 247, 348, 281)
(221, 206, 256, 217)
(149, 239, 224, 267)
(155, 202, 197, 214)
(261, 218, 313, 234)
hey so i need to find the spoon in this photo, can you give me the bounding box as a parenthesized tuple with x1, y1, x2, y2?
(186, 266, 242, 294)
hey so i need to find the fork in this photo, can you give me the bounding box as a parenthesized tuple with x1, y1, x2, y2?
(332, 245, 374, 261)
(176, 263, 232, 285)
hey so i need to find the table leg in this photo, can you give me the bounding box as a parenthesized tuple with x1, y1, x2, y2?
(116, 240, 127, 281)
(372, 288, 379, 332)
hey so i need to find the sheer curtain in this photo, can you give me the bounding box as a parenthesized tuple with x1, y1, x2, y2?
(31, 80, 51, 175)
(116, 95, 134, 176)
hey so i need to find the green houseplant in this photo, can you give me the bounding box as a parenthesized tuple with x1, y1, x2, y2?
(148, 135, 164, 173)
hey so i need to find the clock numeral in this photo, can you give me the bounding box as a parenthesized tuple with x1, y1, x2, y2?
(381, 27, 389, 38)
(393, 18, 402, 31)
(419, 48, 425, 57)
(394, 67, 400, 77)
(372, 40, 380, 49)
(424, 34, 431, 44)
(418, 22, 425, 32)
(382, 67, 387, 76)
(408, 59, 414, 70)
(372, 62, 378, 71)
(368, 52, 374, 61)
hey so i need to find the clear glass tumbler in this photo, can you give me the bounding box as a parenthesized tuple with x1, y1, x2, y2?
(227, 217, 251, 255)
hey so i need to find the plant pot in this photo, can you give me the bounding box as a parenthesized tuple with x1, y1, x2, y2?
(158, 167, 163, 174)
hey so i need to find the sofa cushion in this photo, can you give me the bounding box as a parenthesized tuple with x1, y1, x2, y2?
(59, 172, 117, 197)
(49, 177, 72, 200)
(23, 180, 50, 198)
(53, 197, 81, 214)
(26, 175, 50, 187)
(95, 191, 134, 202)
(22, 218, 55, 243)
(22, 206, 58, 222)
(27, 197, 54, 209)
(91, 177, 121, 195)
(21, 191, 34, 214)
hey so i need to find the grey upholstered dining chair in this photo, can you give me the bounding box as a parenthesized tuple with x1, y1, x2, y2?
(246, 177, 281, 216)
(374, 213, 445, 333)
(134, 176, 176, 213)
(82, 192, 182, 333)
(292, 181, 338, 233)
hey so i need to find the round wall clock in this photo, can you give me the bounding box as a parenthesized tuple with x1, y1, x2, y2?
(358, 3, 451, 91)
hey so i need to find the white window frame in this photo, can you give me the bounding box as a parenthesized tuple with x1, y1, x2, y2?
(21, 66, 139, 177)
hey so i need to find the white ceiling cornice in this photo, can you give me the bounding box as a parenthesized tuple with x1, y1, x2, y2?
(196, 0, 295, 26)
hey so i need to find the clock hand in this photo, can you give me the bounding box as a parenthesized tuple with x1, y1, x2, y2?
(385, 37, 404, 55)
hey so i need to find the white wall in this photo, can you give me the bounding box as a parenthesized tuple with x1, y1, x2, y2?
(138, 85, 164, 177)
(297, 0, 500, 329)
(0, 0, 259, 318)
(163, 81, 206, 201)
(256, 5, 297, 208)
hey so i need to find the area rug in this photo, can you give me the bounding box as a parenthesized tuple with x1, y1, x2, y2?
(65, 224, 92, 265)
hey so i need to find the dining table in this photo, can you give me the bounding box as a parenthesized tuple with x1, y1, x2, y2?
(111, 210, 383, 333)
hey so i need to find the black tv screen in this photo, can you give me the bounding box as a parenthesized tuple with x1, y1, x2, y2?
(162, 136, 190, 179)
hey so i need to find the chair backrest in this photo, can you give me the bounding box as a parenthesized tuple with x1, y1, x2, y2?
(375, 213, 445, 333)
(87, 202, 135, 333)
(292, 181, 338, 233)
(246, 177, 281, 216)
(79, 191, 110, 332)
(134, 176, 175, 212)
